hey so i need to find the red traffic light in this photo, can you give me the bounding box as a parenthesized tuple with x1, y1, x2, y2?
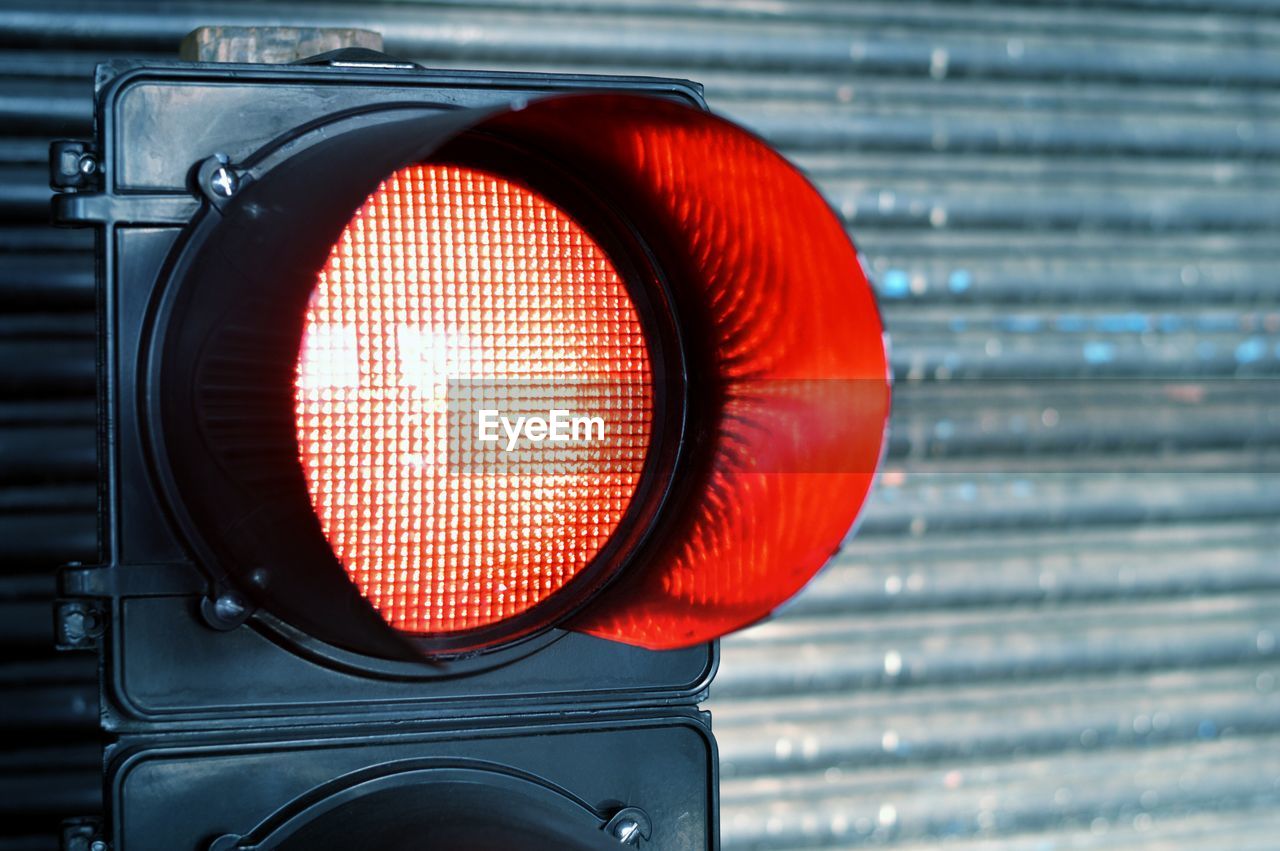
(149, 92, 888, 658)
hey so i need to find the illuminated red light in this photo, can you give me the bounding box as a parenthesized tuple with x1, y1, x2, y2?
(294, 164, 653, 636)
(476, 96, 891, 649)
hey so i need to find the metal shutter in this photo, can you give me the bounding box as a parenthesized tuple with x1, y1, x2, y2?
(1, 2, 1277, 848)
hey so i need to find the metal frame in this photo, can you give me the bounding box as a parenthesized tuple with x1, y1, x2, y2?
(51, 57, 720, 851)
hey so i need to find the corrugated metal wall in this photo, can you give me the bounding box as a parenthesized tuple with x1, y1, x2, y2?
(2, 1, 1278, 849)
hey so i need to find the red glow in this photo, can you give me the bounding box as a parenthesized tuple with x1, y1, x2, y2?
(295, 164, 653, 636)
(480, 96, 891, 649)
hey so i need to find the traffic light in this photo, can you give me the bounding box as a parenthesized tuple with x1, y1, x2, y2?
(51, 47, 888, 851)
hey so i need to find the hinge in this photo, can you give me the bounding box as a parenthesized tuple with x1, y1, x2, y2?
(51, 138, 203, 226)
(55, 563, 207, 651)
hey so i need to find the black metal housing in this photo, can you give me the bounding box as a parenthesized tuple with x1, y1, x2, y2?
(52, 57, 719, 851)
(105, 711, 715, 851)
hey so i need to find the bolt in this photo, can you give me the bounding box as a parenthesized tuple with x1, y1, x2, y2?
(63, 610, 86, 640)
(612, 818, 641, 845)
(210, 165, 239, 198)
(61, 606, 102, 642)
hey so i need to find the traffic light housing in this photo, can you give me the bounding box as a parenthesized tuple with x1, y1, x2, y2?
(53, 51, 888, 851)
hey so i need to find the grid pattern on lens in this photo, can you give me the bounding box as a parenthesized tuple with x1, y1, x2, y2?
(295, 164, 653, 635)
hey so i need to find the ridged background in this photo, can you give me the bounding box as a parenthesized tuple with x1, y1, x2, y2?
(1, 1, 1278, 849)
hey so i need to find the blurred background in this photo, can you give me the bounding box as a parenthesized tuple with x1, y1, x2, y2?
(1, 1, 1278, 849)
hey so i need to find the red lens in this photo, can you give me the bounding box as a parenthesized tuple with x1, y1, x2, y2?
(471, 96, 890, 649)
(295, 164, 653, 637)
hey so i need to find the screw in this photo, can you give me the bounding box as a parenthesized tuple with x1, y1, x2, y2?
(612, 818, 641, 845)
(77, 155, 98, 176)
(213, 593, 247, 622)
(209, 165, 239, 198)
(200, 592, 251, 631)
(90, 840, 108, 851)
